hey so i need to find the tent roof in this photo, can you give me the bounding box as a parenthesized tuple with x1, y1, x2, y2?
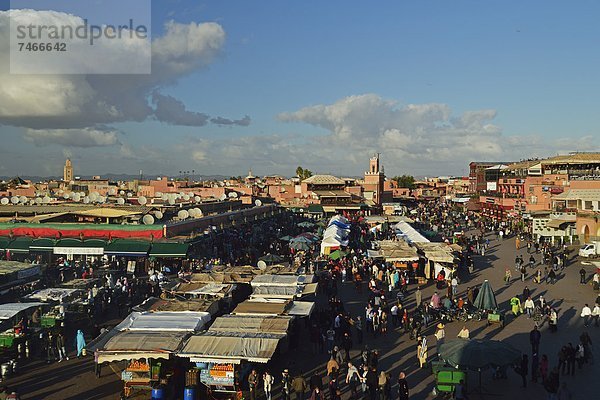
(232, 300, 289, 316)
(104, 240, 151, 256)
(394, 221, 429, 243)
(208, 315, 292, 334)
(173, 282, 232, 297)
(132, 297, 221, 315)
(179, 331, 284, 363)
(0, 302, 46, 320)
(149, 242, 189, 258)
(114, 311, 211, 332)
(97, 331, 188, 362)
(25, 288, 83, 302)
(251, 274, 312, 286)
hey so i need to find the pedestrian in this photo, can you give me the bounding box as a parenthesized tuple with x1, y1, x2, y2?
(592, 303, 600, 327)
(504, 268, 512, 285)
(575, 342, 585, 369)
(355, 316, 363, 345)
(565, 343, 576, 376)
(365, 367, 378, 400)
(548, 268, 557, 284)
(518, 354, 528, 388)
(397, 371, 409, 400)
(581, 304, 592, 327)
(345, 362, 360, 399)
(434, 322, 445, 345)
(327, 356, 339, 376)
(417, 336, 428, 368)
(510, 295, 522, 316)
(579, 267, 587, 284)
(557, 382, 572, 400)
(248, 370, 259, 400)
(255, 370, 270, 399)
(531, 353, 539, 383)
(451, 277, 458, 297)
(309, 386, 324, 400)
(540, 354, 549, 383)
(457, 326, 470, 339)
(282, 369, 292, 400)
(75, 330, 85, 358)
(415, 286, 422, 309)
(291, 371, 307, 400)
(377, 371, 387, 400)
(530, 325, 541, 354)
(520, 265, 527, 282)
(454, 379, 467, 400)
(524, 297, 535, 318)
(549, 308, 558, 332)
(56, 332, 68, 362)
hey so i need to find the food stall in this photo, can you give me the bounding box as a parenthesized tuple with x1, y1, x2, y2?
(0, 302, 46, 352)
(24, 288, 90, 328)
(89, 311, 211, 398)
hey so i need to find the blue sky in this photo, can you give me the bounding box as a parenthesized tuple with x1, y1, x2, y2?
(1, 0, 600, 177)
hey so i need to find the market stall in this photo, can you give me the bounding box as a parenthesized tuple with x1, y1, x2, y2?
(24, 288, 90, 328)
(0, 302, 46, 353)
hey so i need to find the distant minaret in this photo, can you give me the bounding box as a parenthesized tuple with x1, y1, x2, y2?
(63, 158, 73, 182)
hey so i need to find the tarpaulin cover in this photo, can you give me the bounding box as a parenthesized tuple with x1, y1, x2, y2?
(96, 331, 188, 363)
(208, 315, 292, 334)
(251, 285, 300, 298)
(179, 331, 284, 363)
(233, 300, 288, 315)
(26, 288, 83, 302)
(174, 282, 232, 297)
(114, 311, 211, 332)
(394, 221, 429, 244)
(0, 302, 46, 320)
(287, 301, 315, 316)
(251, 274, 312, 286)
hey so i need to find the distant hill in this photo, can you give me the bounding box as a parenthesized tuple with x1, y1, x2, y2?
(0, 173, 231, 182)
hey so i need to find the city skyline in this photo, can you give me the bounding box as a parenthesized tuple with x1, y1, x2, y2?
(2, 1, 600, 177)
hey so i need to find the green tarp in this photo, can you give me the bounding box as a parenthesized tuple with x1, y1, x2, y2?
(149, 242, 189, 258)
(29, 238, 56, 252)
(0, 237, 9, 251)
(473, 280, 498, 310)
(105, 240, 150, 257)
(6, 237, 33, 253)
(54, 238, 106, 248)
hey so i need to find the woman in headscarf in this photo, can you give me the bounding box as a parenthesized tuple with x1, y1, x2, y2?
(76, 330, 86, 358)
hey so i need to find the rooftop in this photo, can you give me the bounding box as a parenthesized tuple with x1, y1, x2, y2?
(302, 174, 345, 185)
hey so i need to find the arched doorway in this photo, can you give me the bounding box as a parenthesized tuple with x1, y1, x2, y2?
(582, 225, 590, 243)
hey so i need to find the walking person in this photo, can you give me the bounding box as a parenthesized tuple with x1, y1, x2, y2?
(504, 268, 512, 285)
(581, 304, 592, 328)
(263, 370, 274, 400)
(579, 267, 587, 284)
(75, 330, 85, 358)
(518, 354, 528, 388)
(415, 286, 422, 309)
(524, 297, 535, 319)
(282, 369, 292, 400)
(417, 336, 428, 368)
(292, 371, 307, 400)
(248, 370, 259, 400)
(345, 362, 360, 400)
(56, 331, 68, 362)
(530, 326, 541, 354)
(397, 372, 409, 400)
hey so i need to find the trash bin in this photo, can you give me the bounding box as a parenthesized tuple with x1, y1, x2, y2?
(184, 386, 195, 400)
(151, 387, 164, 399)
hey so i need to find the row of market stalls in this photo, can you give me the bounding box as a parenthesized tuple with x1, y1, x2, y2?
(320, 215, 350, 255)
(0, 237, 189, 260)
(86, 265, 317, 398)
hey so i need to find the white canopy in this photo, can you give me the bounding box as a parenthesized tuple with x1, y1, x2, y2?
(395, 221, 429, 244)
(114, 311, 211, 332)
(0, 303, 45, 320)
(251, 274, 312, 287)
(25, 288, 83, 302)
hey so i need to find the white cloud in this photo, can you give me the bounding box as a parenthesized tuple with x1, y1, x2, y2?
(0, 10, 248, 131)
(24, 127, 120, 147)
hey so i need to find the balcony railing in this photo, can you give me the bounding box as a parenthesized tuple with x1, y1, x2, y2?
(481, 191, 523, 199)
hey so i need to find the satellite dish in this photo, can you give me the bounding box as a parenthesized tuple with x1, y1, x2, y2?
(255, 199, 262, 207)
(10, 196, 18, 204)
(161, 193, 169, 201)
(83, 196, 90, 204)
(35, 197, 42, 204)
(179, 192, 185, 197)
(183, 195, 190, 201)
(108, 188, 117, 196)
(91, 191, 100, 198)
(219, 194, 227, 201)
(119, 190, 125, 195)
(168, 198, 175, 205)
(194, 208, 202, 218)
(89, 193, 98, 202)
(154, 211, 163, 219)
(142, 214, 155, 225)
(29, 200, 35, 205)
(257, 260, 267, 271)
(194, 196, 201, 203)
(138, 196, 147, 205)
(177, 210, 189, 220)
(117, 198, 125, 205)
(42, 196, 51, 204)
(72, 193, 81, 202)
(19, 196, 28, 204)
(98, 196, 106, 204)
(127, 192, 133, 198)
(63, 193, 70, 200)
(1, 198, 9, 205)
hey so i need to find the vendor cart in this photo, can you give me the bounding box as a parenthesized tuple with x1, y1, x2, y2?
(431, 361, 467, 398)
(486, 311, 504, 328)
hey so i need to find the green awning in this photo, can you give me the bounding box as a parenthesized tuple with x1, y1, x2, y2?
(308, 204, 324, 213)
(55, 238, 106, 248)
(30, 238, 56, 252)
(53, 238, 106, 256)
(7, 237, 33, 253)
(149, 242, 189, 258)
(0, 237, 10, 251)
(105, 240, 150, 257)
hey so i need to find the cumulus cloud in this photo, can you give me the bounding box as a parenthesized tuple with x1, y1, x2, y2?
(0, 10, 250, 131)
(24, 127, 120, 147)
(152, 93, 210, 126)
(210, 115, 251, 126)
